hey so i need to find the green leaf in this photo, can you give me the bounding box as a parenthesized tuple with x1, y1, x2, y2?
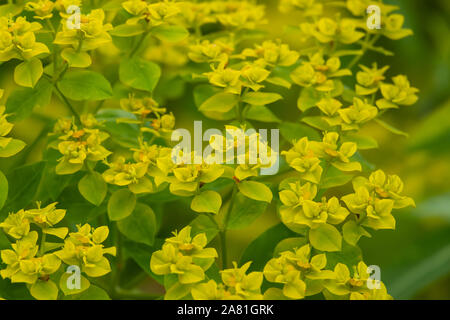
(119, 57, 161, 92)
(342, 134, 378, 150)
(241, 92, 282, 105)
(190, 190, 222, 214)
(14, 58, 43, 88)
(152, 25, 189, 42)
(0, 171, 7, 210)
(320, 166, 354, 189)
(189, 215, 219, 243)
(122, 239, 164, 284)
(375, 118, 409, 137)
(274, 237, 307, 256)
(279, 122, 320, 143)
(193, 85, 235, 120)
(226, 192, 268, 230)
(74, 285, 110, 300)
(61, 48, 92, 68)
(301, 116, 330, 131)
(245, 105, 281, 123)
(164, 282, 191, 300)
(110, 23, 145, 37)
(0, 139, 26, 158)
(297, 87, 321, 112)
(309, 224, 342, 252)
(265, 77, 291, 89)
(58, 70, 112, 101)
(3, 161, 45, 216)
(237, 181, 273, 203)
(96, 109, 139, 148)
(240, 223, 296, 272)
(342, 220, 371, 246)
(107, 188, 136, 221)
(30, 280, 58, 300)
(117, 203, 156, 246)
(78, 172, 107, 206)
(59, 273, 90, 296)
(198, 92, 239, 113)
(326, 241, 362, 270)
(0, 4, 22, 16)
(6, 78, 52, 121)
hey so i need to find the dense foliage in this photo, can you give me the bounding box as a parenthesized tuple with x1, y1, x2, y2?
(0, 0, 419, 300)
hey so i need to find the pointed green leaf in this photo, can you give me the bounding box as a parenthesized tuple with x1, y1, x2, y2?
(117, 203, 156, 246)
(14, 58, 43, 88)
(152, 25, 189, 42)
(78, 172, 107, 206)
(30, 280, 58, 300)
(58, 70, 112, 101)
(309, 224, 342, 252)
(191, 190, 222, 214)
(119, 57, 161, 92)
(107, 188, 136, 221)
(238, 181, 273, 203)
(241, 92, 282, 105)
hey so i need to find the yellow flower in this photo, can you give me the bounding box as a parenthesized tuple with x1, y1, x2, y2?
(242, 40, 299, 67)
(25, 0, 55, 20)
(219, 262, 263, 300)
(291, 53, 351, 92)
(54, 9, 113, 51)
(282, 138, 322, 184)
(356, 63, 389, 95)
(339, 98, 378, 131)
(324, 261, 391, 300)
(0, 231, 61, 284)
(301, 17, 364, 44)
(51, 118, 111, 175)
(0, 210, 30, 240)
(352, 170, 415, 209)
(377, 75, 419, 109)
(150, 226, 217, 284)
(264, 244, 334, 299)
(310, 132, 361, 172)
(56, 224, 116, 278)
(0, 16, 49, 62)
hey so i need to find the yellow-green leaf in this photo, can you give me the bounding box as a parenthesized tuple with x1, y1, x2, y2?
(30, 280, 58, 300)
(78, 172, 107, 206)
(309, 224, 342, 252)
(61, 48, 92, 68)
(238, 181, 273, 203)
(191, 190, 222, 214)
(117, 203, 156, 246)
(119, 57, 161, 92)
(107, 188, 136, 221)
(14, 58, 43, 88)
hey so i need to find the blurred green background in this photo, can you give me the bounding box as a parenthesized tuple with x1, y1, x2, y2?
(0, 0, 449, 299)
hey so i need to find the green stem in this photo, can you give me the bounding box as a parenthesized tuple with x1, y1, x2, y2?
(220, 185, 238, 269)
(347, 34, 381, 70)
(39, 232, 47, 256)
(130, 32, 148, 58)
(53, 85, 81, 123)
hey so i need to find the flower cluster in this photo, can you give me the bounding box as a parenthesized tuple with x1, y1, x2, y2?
(0, 16, 49, 62)
(192, 262, 263, 300)
(49, 116, 111, 175)
(150, 227, 218, 285)
(0, 203, 115, 300)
